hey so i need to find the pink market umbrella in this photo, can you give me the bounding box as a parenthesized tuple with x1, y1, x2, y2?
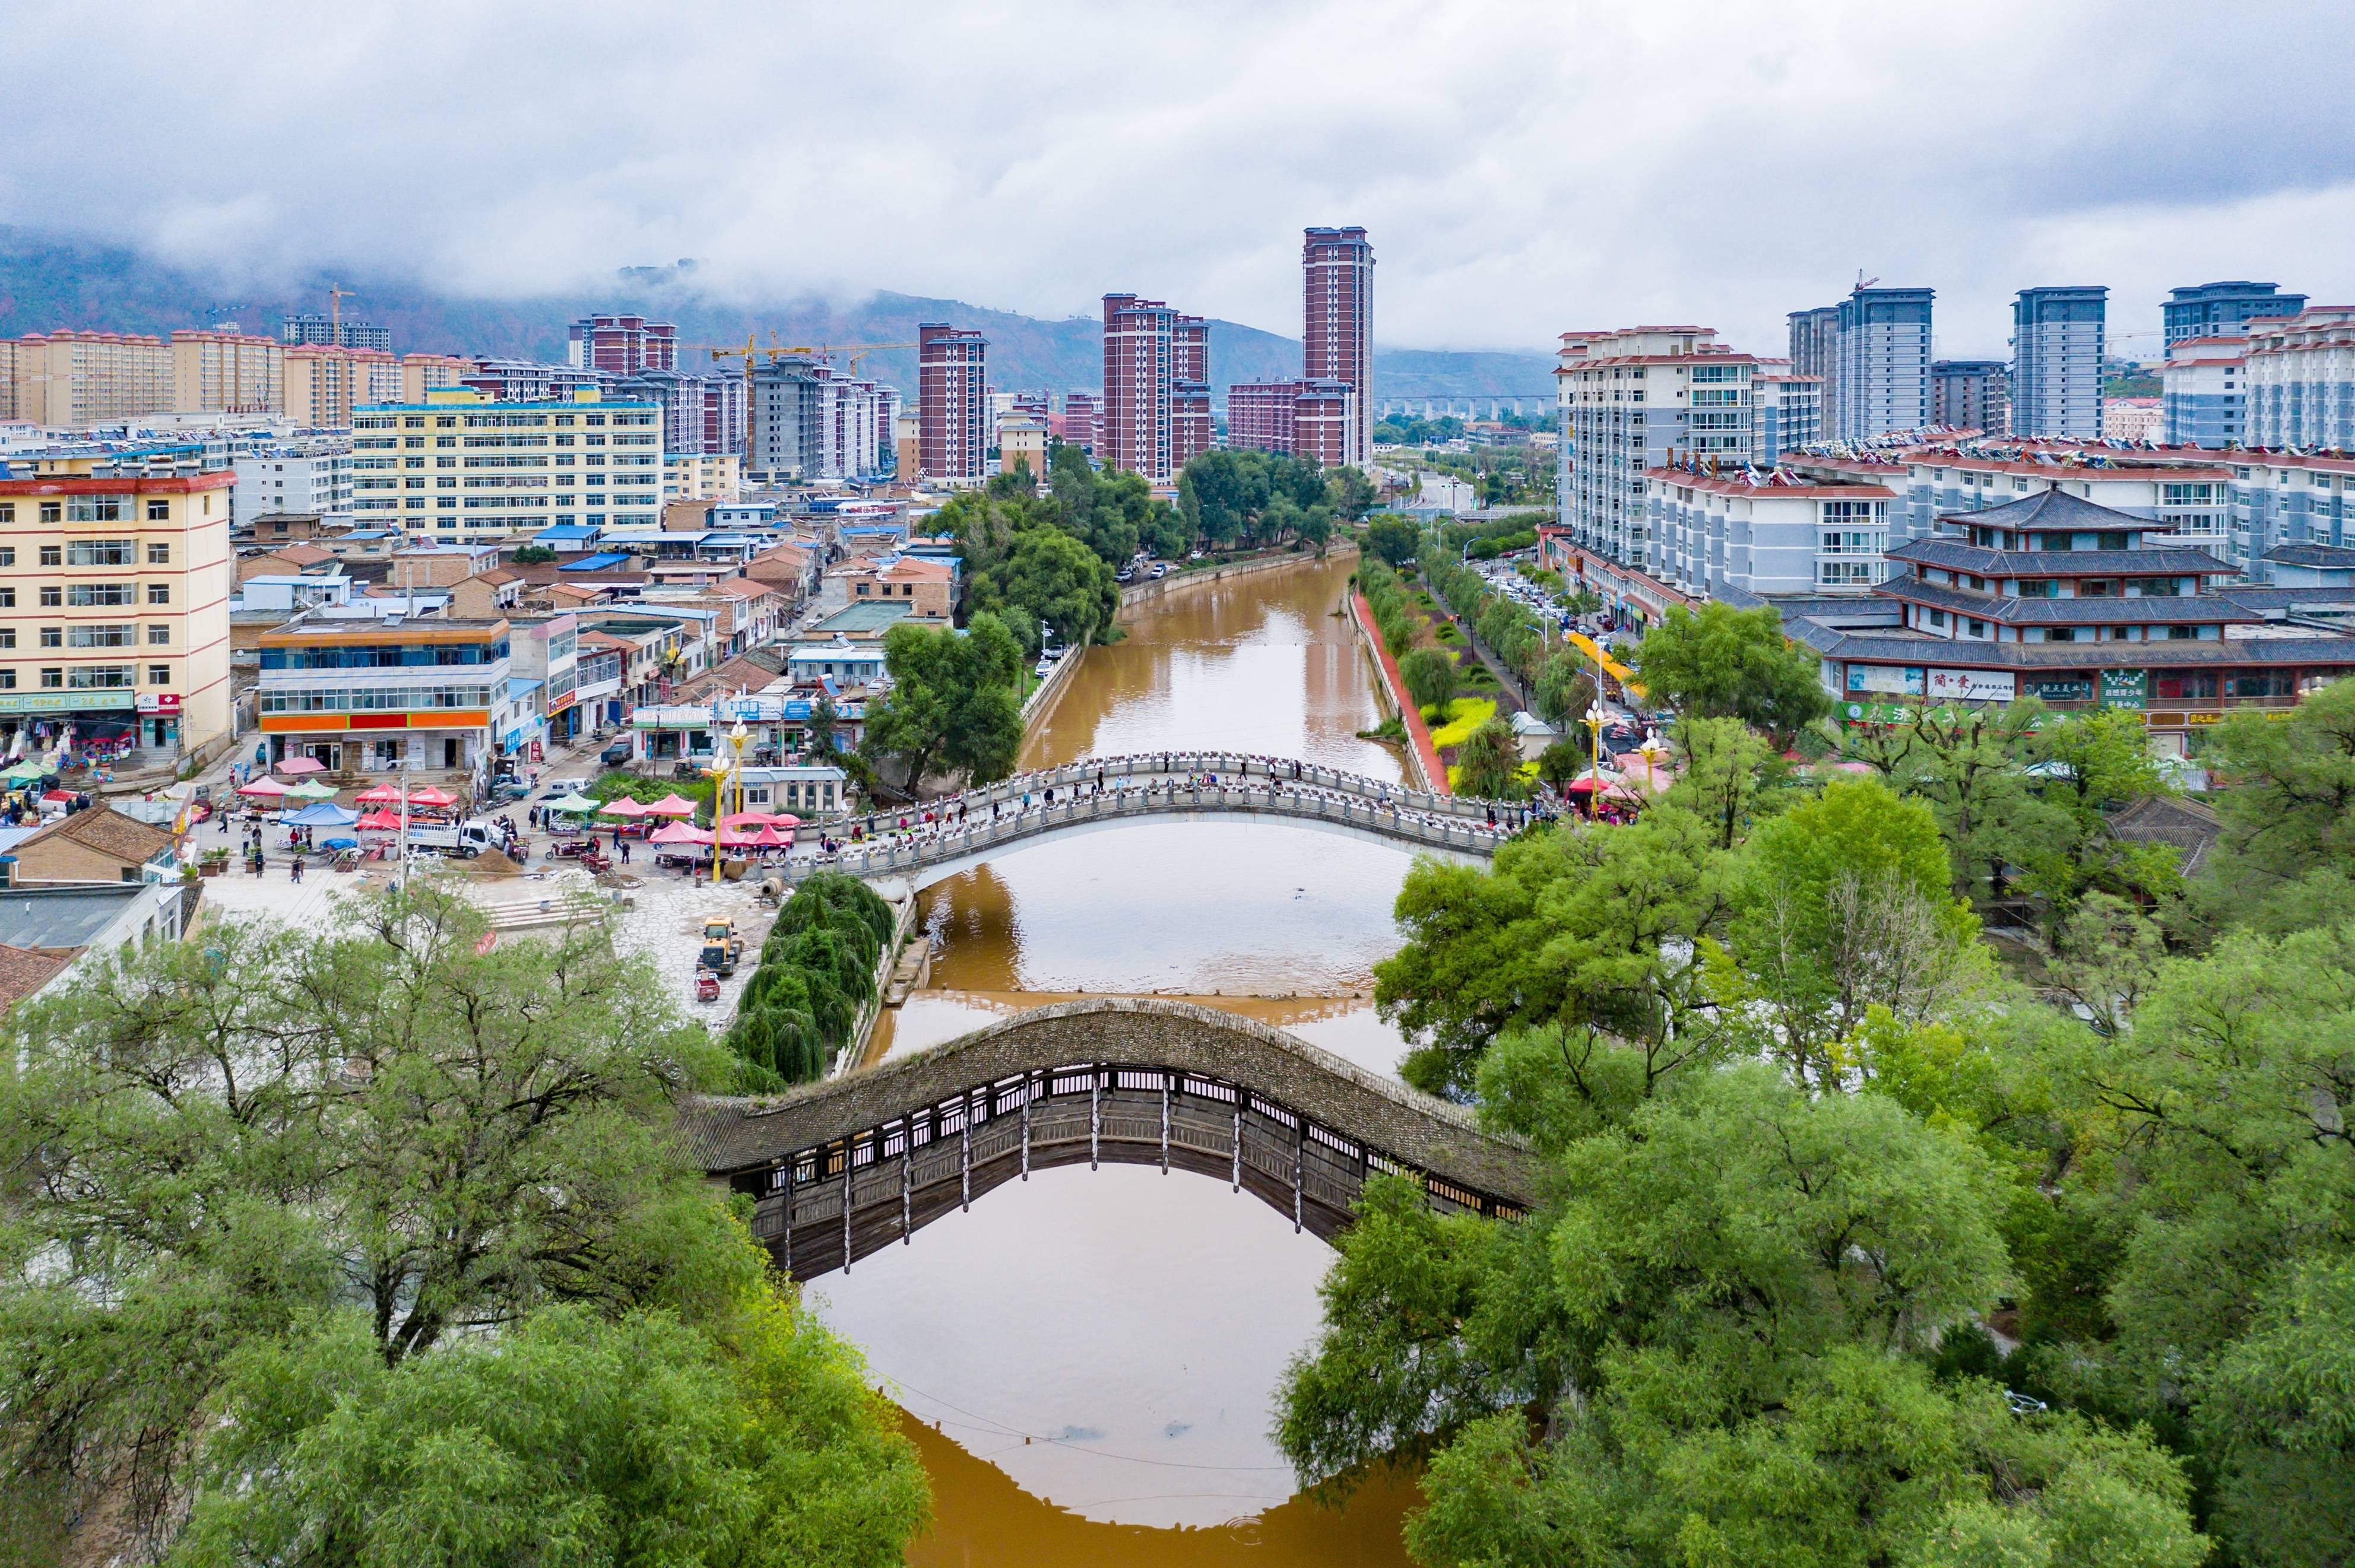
(237, 776, 294, 798)
(716, 824, 787, 849)
(274, 757, 326, 775)
(649, 821, 713, 845)
(597, 798, 652, 818)
(644, 793, 699, 817)
(718, 811, 800, 830)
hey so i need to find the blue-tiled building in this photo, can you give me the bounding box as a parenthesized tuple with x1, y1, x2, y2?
(2011, 287, 2107, 440)
(2163, 281, 2308, 350)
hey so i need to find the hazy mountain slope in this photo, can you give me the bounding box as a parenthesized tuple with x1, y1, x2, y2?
(0, 228, 1554, 399)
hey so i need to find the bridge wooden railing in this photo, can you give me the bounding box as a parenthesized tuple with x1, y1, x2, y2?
(680, 998, 1544, 1280)
(729, 1061, 1523, 1279)
(788, 780, 1514, 885)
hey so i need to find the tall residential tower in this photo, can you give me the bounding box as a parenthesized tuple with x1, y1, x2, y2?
(2009, 286, 2106, 440)
(1302, 227, 1373, 467)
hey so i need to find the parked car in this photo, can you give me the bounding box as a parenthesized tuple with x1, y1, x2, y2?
(541, 776, 591, 798)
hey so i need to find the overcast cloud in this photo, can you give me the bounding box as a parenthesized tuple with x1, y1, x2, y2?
(4, 0, 2352, 359)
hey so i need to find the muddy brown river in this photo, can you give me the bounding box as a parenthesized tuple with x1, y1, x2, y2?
(817, 554, 1422, 1563)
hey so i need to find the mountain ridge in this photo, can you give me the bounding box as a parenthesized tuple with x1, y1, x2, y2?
(0, 228, 1555, 403)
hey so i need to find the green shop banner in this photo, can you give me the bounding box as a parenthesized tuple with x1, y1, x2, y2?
(2099, 669, 2148, 710)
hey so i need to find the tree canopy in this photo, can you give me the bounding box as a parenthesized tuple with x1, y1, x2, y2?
(1630, 601, 1831, 741)
(0, 890, 928, 1566)
(860, 611, 1026, 787)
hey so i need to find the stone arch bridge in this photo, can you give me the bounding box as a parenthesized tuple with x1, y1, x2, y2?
(679, 998, 1544, 1280)
(785, 753, 1529, 893)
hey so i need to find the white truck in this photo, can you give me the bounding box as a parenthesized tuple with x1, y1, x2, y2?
(402, 818, 499, 858)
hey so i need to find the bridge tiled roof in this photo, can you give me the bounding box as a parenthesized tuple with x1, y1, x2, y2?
(679, 996, 1545, 1205)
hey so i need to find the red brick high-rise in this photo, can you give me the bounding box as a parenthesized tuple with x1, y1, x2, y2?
(918, 323, 988, 481)
(568, 313, 677, 374)
(1302, 226, 1373, 466)
(1102, 294, 1175, 480)
(1172, 315, 1212, 471)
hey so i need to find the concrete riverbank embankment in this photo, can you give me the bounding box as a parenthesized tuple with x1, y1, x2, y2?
(1346, 589, 1446, 793)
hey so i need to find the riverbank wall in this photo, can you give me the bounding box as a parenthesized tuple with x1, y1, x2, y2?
(1115, 543, 1358, 613)
(1345, 589, 1446, 794)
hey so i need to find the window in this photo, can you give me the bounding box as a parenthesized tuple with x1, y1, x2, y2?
(66, 539, 135, 567)
(0, 630, 11, 649)
(66, 496, 126, 522)
(2154, 671, 2218, 700)
(1968, 618, 1988, 637)
(0, 504, 11, 523)
(68, 584, 134, 607)
(0, 548, 11, 567)
(2167, 625, 2198, 640)
(38, 545, 61, 567)
(2017, 579, 2055, 598)
(147, 543, 169, 564)
(148, 664, 171, 686)
(39, 503, 61, 524)
(0, 589, 13, 609)
(145, 499, 170, 521)
(2045, 627, 2077, 643)
(68, 625, 132, 648)
(39, 588, 59, 608)
(0, 671, 13, 690)
(68, 666, 134, 689)
(1929, 608, 1948, 628)
(39, 668, 60, 690)
(147, 583, 170, 605)
(147, 626, 170, 645)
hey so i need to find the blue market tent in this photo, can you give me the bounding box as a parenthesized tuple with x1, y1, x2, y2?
(280, 802, 360, 827)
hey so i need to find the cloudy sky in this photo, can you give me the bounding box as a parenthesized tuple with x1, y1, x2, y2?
(5, 0, 2350, 360)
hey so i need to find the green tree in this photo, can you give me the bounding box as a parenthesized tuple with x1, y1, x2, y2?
(1831, 700, 2067, 905)
(1535, 737, 1585, 792)
(1362, 515, 1421, 567)
(1531, 650, 1596, 731)
(1631, 602, 1831, 741)
(1453, 716, 1526, 801)
(0, 891, 874, 1560)
(860, 612, 1025, 787)
(1399, 647, 1458, 712)
(1662, 713, 1777, 850)
(998, 528, 1117, 653)
(171, 1293, 928, 1568)
(2194, 675, 2355, 934)
(1326, 466, 1377, 523)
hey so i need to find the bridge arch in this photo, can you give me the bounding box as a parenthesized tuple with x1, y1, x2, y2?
(680, 998, 1542, 1280)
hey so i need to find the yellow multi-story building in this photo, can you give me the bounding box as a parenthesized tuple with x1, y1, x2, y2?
(664, 451, 742, 502)
(351, 388, 665, 544)
(401, 353, 473, 404)
(285, 345, 401, 428)
(169, 329, 286, 416)
(8, 330, 176, 428)
(0, 471, 233, 758)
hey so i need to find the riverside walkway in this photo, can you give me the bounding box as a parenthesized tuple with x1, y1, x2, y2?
(679, 998, 1544, 1280)
(787, 752, 1542, 891)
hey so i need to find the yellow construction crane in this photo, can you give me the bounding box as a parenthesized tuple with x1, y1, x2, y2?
(695, 335, 917, 384)
(327, 284, 357, 342)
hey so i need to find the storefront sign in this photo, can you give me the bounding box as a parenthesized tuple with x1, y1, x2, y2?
(1840, 700, 1919, 725)
(2023, 678, 2092, 703)
(0, 691, 137, 715)
(1846, 664, 1925, 696)
(1926, 668, 2016, 702)
(2098, 669, 2148, 710)
(135, 691, 182, 715)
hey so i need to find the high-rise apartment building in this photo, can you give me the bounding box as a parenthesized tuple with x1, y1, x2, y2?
(461, 360, 611, 404)
(748, 358, 892, 481)
(1302, 227, 1373, 467)
(2243, 306, 2355, 450)
(2162, 334, 2248, 449)
(617, 369, 748, 459)
(1932, 361, 2009, 433)
(350, 388, 664, 542)
(1056, 391, 1102, 455)
(2163, 281, 2308, 350)
(2009, 286, 2107, 439)
(1102, 294, 1177, 480)
(1555, 326, 1761, 572)
(568, 314, 679, 374)
(918, 324, 988, 482)
(6, 331, 175, 428)
(1786, 306, 1842, 436)
(1754, 368, 1822, 461)
(234, 437, 355, 524)
(1226, 379, 1357, 468)
(285, 345, 400, 428)
(0, 469, 234, 757)
(169, 330, 285, 417)
(1833, 287, 1934, 440)
(280, 314, 392, 352)
(1172, 316, 1212, 472)
(401, 354, 473, 405)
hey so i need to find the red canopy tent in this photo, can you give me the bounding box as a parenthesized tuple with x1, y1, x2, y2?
(353, 783, 407, 804)
(716, 824, 788, 849)
(649, 822, 714, 845)
(404, 786, 458, 810)
(645, 793, 699, 817)
(237, 776, 294, 798)
(598, 798, 652, 818)
(356, 809, 405, 830)
(718, 811, 800, 831)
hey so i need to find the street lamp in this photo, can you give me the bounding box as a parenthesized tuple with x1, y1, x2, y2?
(712, 719, 749, 885)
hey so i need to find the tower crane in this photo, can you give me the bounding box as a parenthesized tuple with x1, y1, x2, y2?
(327, 284, 357, 342)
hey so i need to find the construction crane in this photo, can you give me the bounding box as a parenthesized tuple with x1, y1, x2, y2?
(327, 284, 356, 342)
(695, 335, 917, 382)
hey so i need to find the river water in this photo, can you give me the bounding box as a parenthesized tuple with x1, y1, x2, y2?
(813, 554, 1424, 1563)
